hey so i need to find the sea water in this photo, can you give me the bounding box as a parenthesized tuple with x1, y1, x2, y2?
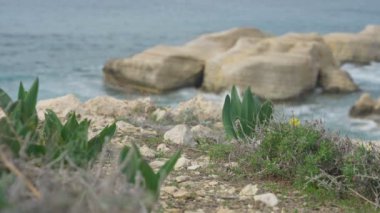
(1, 0, 380, 140)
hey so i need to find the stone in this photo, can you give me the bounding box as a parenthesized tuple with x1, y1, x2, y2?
(36, 94, 81, 120)
(80, 96, 128, 117)
(191, 125, 214, 139)
(324, 25, 380, 65)
(164, 124, 195, 146)
(150, 160, 166, 170)
(203, 33, 357, 99)
(239, 184, 258, 200)
(139, 145, 155, 158)
(184, 27, 271, 60)
(253, 193, 279, 207)
(157, 143, 170, 153)
(175, 175, 190, 183)
(171, 95, 221, 122)
(103, 45, 204, 93)
(152, 108, 167, 122)
(349, 93, 379, 117)
(172, 188, 190, 198)
(162, 186, 179, 195)
(187, 164, 201, 170)
(0, 109, 5, 119)
(174, 156, 191, 170)
(216, 207, 236, 213)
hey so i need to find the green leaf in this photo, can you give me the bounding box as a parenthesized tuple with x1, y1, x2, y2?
(241, 88, 255, 137)
(0, 89, 12, 111)
(230, 86, 242, 121)
(23, 78, 39, 119)
(0, 118, 21, 155)
(26, 144, 46, 157)
(139, 160, 159, 198)
(222, 95, 237, 139)
(157, 150, 181, 182)
(17, 82, 26, 100)
(87, 123, 116, 161)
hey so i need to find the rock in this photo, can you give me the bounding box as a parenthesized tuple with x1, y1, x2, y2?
(216, 207, 236, 213)
(349, 93, 379, 117)
(157, 143, 170, 153)
(80, 96, 128, 117)
(139, 145, 156, 158)
(184, 209, 205, 213)
(319, 67, 358, 93)
(184, 27, 271, 60)
(150, 160, 166, 170)
(164, 124, 195, 146)
(191, 125, 214, 139)
(254, 193, 279, 207)
(174, 157, 191, 170)
(324, 25, 380, 65)
(103, 45, 204, 93)
(239, 184, 258, 200)
(36, 94, 81, 120)
(152, 108, 167, 122)
(172, 188, 190, 198)
(0, 109, 5, 119)
(162, 186, 179, 195)
(171, 95, 221, 122)
(175, 175, 190, 183)
(204, 33, 357, 99)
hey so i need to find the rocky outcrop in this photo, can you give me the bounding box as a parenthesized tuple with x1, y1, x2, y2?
(103, 45, 205, 93)
(349, 93, 380, 121)
(103, 28, 270, 93)
(203, 33, 358, 100)
(103, 27, 362, 101)
(324, 25, 380, 65)
(36, 94, 81, 120)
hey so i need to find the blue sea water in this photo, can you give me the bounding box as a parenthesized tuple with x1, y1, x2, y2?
(1, 0, 380, 140)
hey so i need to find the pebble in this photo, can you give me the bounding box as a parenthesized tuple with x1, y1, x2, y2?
(239, 184, 258, 200)
(254, 193, 279, 207)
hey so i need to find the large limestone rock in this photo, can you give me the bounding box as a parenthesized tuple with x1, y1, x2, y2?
(324, 25, 380, 65)
(349, 93, 380, 119)
(184, 27, 271, 59)
(103, 28, 270, 93)
(103, 45, 205, 93)
(203, 33, 358, 100)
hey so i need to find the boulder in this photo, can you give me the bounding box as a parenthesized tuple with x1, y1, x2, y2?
(164, 124, 196, 146)
(349, 93, 380, 118)
(36, 94, 81, 120)
(103, 28, 270, 93)
(203, 33, 358, 100)
(324, 25, 380, 65)
(184, 27, 271, 59)
(103, 45, 204, 93)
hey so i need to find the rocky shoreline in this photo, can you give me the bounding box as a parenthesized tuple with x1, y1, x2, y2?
(1, 93, 378, 212)
(103, 25, 380, 101)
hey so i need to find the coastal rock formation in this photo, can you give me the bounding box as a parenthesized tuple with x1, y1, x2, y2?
(103, 27, 361, 100)
(204, 33, 358, 99)
(349, 93, 380, 122)
(103, 45, 204, 93)
(103, 28, 271, 93)
(324, 25, 380, 65)
(36, 94, 81, 120)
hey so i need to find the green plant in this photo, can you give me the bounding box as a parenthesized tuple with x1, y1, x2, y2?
(42, 110, 116, 167)
(0, 79, 39, 156)
(119, 143, 180, 204)
(222, 86, 273, 141)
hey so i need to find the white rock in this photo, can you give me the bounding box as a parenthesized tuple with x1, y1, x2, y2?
(174, 157, 191, 170)
(0, 109, 5, 119)
(164, 124, 195, 146)
(254, 193, 279, 207)
(152, 108, 167, 121)
(36, 94, 81, 120)
(184, 209, 205, 213)
(239, 184, 258, 200)
(216, 207, 236, 213)
(150, 160, 166, 170)
(175, 175, 190, 183)
(157, 143, 170, 152)
(187, 164, 201, 170)
(162, 186, 178, 195)
(172, 188, 190, 198)
(140, 145, 155, 158)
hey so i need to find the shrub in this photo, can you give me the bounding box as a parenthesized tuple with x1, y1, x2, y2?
(0, 79, 39, 156)
(222, 86, 273, 141)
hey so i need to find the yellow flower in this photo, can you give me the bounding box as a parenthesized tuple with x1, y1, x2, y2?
(289, 117, 301, 127)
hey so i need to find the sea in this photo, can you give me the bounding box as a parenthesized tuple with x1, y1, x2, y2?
(1, 0, 380, 140)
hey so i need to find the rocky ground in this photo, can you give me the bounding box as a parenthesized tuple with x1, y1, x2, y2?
(25, 94, 374, 212)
